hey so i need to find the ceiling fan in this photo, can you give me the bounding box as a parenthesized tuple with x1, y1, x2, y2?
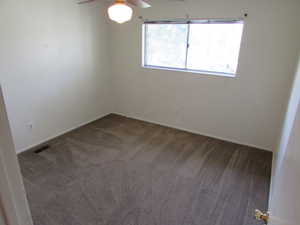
(77, 0, 151, 23)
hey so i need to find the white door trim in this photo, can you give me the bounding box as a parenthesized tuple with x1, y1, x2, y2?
(0, 85, 33, 225)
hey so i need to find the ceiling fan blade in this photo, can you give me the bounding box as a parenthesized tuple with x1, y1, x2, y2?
(127, 0, 151, 8)
(77, 0, 98, 4)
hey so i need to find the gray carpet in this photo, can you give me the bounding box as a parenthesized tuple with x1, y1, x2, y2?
(18, 114, 272, 225)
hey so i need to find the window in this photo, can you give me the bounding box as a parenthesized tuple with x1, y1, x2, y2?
(143, 20, 244, 77)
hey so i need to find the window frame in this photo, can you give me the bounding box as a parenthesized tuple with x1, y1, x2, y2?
(142, 19, 244, 77)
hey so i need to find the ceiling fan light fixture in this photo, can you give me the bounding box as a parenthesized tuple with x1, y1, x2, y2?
(108, 1, 133, 24)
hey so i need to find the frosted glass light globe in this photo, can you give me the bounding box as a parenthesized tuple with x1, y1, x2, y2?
(108, 2, 133, 24)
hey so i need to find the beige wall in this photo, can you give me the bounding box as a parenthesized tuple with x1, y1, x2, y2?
(110, 0, 300, 151)
(1, 0, 299, 153)
(0, 0, 112, 153)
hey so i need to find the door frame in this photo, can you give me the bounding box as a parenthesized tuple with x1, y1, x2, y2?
(0, 85, 33, 225)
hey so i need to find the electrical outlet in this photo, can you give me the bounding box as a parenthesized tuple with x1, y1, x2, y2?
(26, 123, 33, 131)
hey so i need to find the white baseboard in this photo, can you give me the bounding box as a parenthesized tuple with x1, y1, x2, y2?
(17, 111, 272, 154)
(17, 112, 111, 154)
(113, 112, 272, 152)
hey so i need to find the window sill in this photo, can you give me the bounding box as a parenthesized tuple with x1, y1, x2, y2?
(142, 65, 236, 78)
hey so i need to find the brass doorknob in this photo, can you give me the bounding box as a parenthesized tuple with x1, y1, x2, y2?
(255, 209, 269, 224)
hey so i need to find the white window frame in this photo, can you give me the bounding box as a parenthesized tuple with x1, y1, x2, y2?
(142, 19, 244, 77)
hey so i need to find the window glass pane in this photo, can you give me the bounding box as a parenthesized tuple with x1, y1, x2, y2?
(187, 23, 244, 74)
(145, 24, 188, 69)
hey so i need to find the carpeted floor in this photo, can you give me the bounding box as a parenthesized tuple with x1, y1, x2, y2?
(18, 114, 272, 225)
